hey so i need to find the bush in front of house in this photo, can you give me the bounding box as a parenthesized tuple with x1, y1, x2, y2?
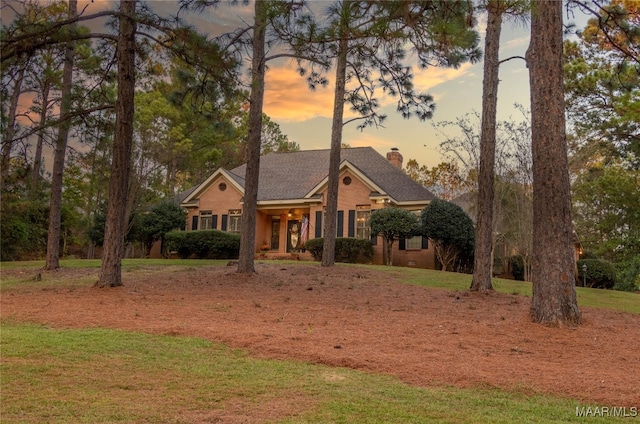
(304, 237, 373, 264)
(165, 230, 240, 259)
(304, 238, 324, 261)
(577, 259, 616, 289)
(336, 237, 374, 263)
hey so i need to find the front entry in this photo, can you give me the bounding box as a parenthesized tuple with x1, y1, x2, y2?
(270, 219, 280, 251)
(287, 220, 301, 252)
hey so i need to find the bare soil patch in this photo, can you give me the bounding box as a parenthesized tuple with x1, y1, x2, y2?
(2, 263, 638, 407)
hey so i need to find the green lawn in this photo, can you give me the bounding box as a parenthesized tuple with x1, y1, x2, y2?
(390, 266, 640, 314)
(1, 322, 628, 424)
(1, 259, 637, 423)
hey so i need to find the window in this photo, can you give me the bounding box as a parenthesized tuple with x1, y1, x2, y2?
(200, 210, 212, 230)
(405, 235, 422, 250)
(405, 210, 423, 250)
(228, 209, 242, 233)
(356, 207, 370, 239)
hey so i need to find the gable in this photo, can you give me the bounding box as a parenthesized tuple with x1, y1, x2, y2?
(189, 147, 435, 205)
(305, 160, 394, 201)
(181, 170, 244, 208)
(182, 169, 244, 205)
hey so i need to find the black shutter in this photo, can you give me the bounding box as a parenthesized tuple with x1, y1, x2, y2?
(371, 234, 377, 245)
(221, 214, 228, 231)
(399, 237, 406, 250)
(337, 210, 344, 237)
(348, 210, 355, 237)
(422, 236, 428, 249)
(212, 215, 218, 230)
(315, 211, 322, 238)
(191, 215, 198, 231)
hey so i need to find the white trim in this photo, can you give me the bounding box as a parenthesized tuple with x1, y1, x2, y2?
(182, 169, 245, 205)
(257, 198, 323, 209)
(395, 200, 432, 207)
(305, 160, 387, 199)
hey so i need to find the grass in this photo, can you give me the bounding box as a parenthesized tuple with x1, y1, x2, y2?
(0, 259, 230, 290)
(1, 260, 637, 313)
(0, 258, 229, 271)
(1, 322, 628, 424)
(1, 259, 638, 422)
(388, 266, 640, 315)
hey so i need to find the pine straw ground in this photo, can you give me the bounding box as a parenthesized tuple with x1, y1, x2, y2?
(1, 263, 638, 411)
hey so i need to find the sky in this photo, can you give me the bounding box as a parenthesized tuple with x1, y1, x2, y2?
(7, 0, 590, 171)
(193, 1, 535, 169)
(185, 1, 589, 169)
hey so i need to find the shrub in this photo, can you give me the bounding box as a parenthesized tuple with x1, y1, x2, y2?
(165, 230, 240, 259)
(304, 238, 324, 261)
(336, 238, 374, 263)
(509, 255, 525, 281)
(421, 199, 475, 272)
(577, 259, 616, 289)
(579, 250, 599, 260)
(304, 237, 373, 264)
(615, 256, 640, 292)
(370, 207, 421, 266)
(139, 201, 186, 256)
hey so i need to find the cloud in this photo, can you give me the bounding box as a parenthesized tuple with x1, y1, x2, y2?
(502, 36, 529, 51)
(78, 0, 116, 13)
(412, 63, 474, 92)
(264, 64, 335, 122)
(346, 132, 396, 151)
(264, 60, 474, 123)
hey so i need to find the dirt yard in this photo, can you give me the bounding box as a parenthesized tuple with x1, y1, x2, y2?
(1, 263, 638, 407)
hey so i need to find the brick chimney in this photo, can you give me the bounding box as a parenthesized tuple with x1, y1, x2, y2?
(386, 147, 403, 169)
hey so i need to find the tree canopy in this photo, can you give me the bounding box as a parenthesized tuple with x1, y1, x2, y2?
(421, 199, 475, 272)
(370, 207, 421, 266)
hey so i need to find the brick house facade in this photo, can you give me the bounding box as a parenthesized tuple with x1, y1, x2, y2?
(171, 147, 437, 269)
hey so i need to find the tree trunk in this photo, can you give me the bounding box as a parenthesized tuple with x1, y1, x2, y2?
(527, 0, 580, 326)
(45, 0, 77, 270)
(31, 81, 51, 192)
(322, 1, 350, 268)
(471, 1, 504, 291)
(237, 0, 267, 274)
(96, 0, 137, 287)
(1, 53, 27, 189)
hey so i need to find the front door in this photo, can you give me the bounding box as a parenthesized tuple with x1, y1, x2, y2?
(271, 220, 280, 251)
(287, 220, 301, 252)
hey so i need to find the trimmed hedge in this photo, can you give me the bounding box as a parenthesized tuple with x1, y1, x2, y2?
(304, 237, 373, 264)
(165, 230, 240, 259)
(577, 259, 616, 289)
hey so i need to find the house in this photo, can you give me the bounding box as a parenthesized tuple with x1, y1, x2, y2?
(171, 147, 437, 268)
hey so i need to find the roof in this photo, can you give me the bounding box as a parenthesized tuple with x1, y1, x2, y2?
(187, 147, 435, 205)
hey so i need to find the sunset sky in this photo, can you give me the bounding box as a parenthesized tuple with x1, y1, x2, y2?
(189, 1, 588, 169)
(12, 1, 588, 171)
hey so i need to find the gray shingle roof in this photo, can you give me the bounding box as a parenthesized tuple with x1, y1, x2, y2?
(229, 147, 435, 203)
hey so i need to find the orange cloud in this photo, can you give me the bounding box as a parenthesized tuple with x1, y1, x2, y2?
(412, 63, 474, 92)
(264, 61, 471, 123)
(346, 132, 396, 151)
(264, 64, 335, 122)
